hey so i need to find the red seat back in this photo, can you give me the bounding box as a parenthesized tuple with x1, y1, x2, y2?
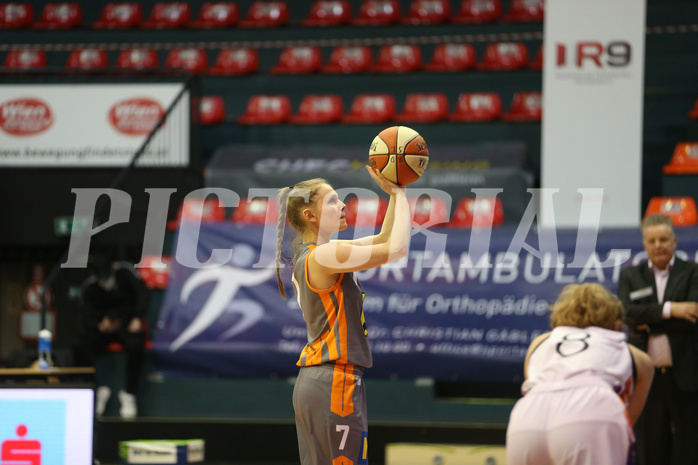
(529, 42, 543, 69)
(301, 0, 351, 27)
(232, 197, 279, 224)
(644, 197, 698, 227)
(403, 0, 451, 25)
(663, 142, 698, 175)
(396, 93, 449, 123)
(505, 0, 544, 22)
(190, 2, 238, 28)
(290, 95, 344, 124)
(137, 256, 172, 290)
(0, 3, 34, 29)
(164, 48, 209, 73)
(34, 3, 82, 29)
(322, 46, 373, 74)
(453, 0, 501, 23)
(116, 48, 159, 69)
(92, 3, 142, 29)
(239, 1, 289, 27)
(689, 97, 698, 119)
(502, 91, 542, 121)
(200, 96, 226, 125)
(449, 92, 502, 122)
(209, 47, 259, 75)
(3, 49, 46, 69)
(448, 197, 504, 228)
(425, 43, 476, 72)
(409, 196, 449, 226)
(238, 95, 292, 125)
(478, 42, 529, 70)
(344, 197, 389, 227)
(142, 2, 191, 28)
(270, 46, 323, 74)
(342, 94, 396, 124)
(352, 0, 401, 25)
(168, 197, 227, 230)
(66, 48, 109, 69)
(371, 44, 422, 73)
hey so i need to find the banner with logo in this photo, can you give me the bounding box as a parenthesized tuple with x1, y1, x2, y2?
(541, 0, 646, 227)
(0, 84, 188, 167)
(153, 222, 698, 383)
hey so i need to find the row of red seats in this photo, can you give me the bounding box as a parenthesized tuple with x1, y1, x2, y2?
(0, 0, 543, 30)
(3, 43, 543, 74)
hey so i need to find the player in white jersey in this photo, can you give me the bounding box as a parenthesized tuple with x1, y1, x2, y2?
(506, 283, 654, 465)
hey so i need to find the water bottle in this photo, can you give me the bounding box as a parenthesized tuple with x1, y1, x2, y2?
(38, 329, 52, 369)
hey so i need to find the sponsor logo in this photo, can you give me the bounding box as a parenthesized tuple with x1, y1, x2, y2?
(1, 424, 41, 465)
(0, 98, 53, 136)
(556, 41, 632, 69)
(108, 98, 164, 136)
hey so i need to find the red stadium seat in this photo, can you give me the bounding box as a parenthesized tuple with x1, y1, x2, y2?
(270, 46, 322, 75)
(342, 94, 396, 124)
(403, 0, 451, 25)
(200, 96, 226, 125)
(644, 197, 698, 227)
(164, 48, 209, 73)
(505, 0, 544, 22)
(502, 91, 542, 122)
(0, 3, 34, 29)
(239, 1, 289, 28)
(370, 44, 422, 73)
(232, 197, 279, 224)
(452, 0, 501, 23)
(322, 46, 373, 74)
(300, 0, 351, 27)
(529, 42, 543, 70)
(3, 49, 46, 69)
(344, 197, 389, 227)
(425, 43, 476, 72)
(66, 48, 109, 70)
(92, 3, 142, 29)
(209, 47, 259, 75)
(33, 3, 82, 29)
(478, 42, 529, 70)
(448, 197, 504, 228)
(396, 93, 449, 123)
(137, 255, 171, 290)
(142, 2, 191, 29)
(289, 95, 344, 124)
(190, 2, 238, 28)
(116, 48, 159, 69)
(689, 97, 698, 119)
(238, 95, 292, 125)
(449, 92, 502, 122)
(351, 0, 401, 26)
(167, 198, 227, 230)
(409, 196, 449, 226)
(663, 142, 698, 175)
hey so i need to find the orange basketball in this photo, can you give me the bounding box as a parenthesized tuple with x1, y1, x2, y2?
(368, 125, 429, 185)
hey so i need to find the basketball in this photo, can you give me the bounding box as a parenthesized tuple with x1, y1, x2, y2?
(368, 126, 429, 186)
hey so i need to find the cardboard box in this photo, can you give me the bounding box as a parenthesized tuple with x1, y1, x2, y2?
(119, 439, 205, 465)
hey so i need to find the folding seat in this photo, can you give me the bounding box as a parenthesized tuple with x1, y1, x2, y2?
(231, 197, 279, 224)
(92, 3, 142, 29)
(344, 197, 389, 227)
(342, 94, 396, 124)
(33, 3, 82, 29)
(351, 0, 401, 26)
(116, 48, 159, 69)
(448, 197, 504, 228)
(396, 93, 449, 123)
(689, 97, 698, 119)
(0, 3, 33, 29)
(142, 2, 191, 29)
(478, 42, 529, 70)
(502, 91, 542, 122)
(289, 95, 344, 124)
(321, 46, 372, 74)
(504, 0, 544, 22)
(402, 0, 451, 25)
(644, 197, 698, 227)
(269, 46, 322, 75)
(452, 0, 501, 23)
(424, 43, 476, 72)
(370, 45, 422, 73)
(3, 49, 46, 69)
(238, 95, 292, 125)
(300, 0, 351, 27)
(409, 196, 449, 226)
(529, 42, 543, 70)
(66, 48, 109, 70)
(164, 48, 209, 73)
(167, 198, 227, 230)
(189, 2, 238, 28)
(208, 47, 259, 75)
(449, 92, 502, 122)
(239, 1, 289, 28)
(663, 142, 698, 174)
(200, 96, 226, 125)
(136, 256, 171, 290)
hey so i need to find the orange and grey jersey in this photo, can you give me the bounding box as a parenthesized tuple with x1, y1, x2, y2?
(292, 243, 372, 369)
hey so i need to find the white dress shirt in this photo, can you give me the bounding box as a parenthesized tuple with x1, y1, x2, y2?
(647, 256, 675, 367)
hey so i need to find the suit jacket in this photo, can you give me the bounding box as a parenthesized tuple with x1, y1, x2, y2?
(618, 257, 698, 392)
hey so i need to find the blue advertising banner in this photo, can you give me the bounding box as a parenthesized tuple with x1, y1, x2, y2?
(153, 223, 698, 383)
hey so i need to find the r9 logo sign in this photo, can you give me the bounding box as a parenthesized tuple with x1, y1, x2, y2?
(556, 41, 632, 68)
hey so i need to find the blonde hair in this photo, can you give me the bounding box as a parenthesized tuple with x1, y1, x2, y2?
(550, 283, 623, 330)
(275, 178, 328, 299)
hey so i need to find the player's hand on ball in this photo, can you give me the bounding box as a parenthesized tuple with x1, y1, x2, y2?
(366, 165, 404, 194)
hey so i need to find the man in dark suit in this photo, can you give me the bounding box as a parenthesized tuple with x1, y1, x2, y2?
(618, 213, 698, 465)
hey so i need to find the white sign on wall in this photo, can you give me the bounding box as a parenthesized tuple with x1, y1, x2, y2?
(541, 0, 646, 228)
(0, 83, 189, 167)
